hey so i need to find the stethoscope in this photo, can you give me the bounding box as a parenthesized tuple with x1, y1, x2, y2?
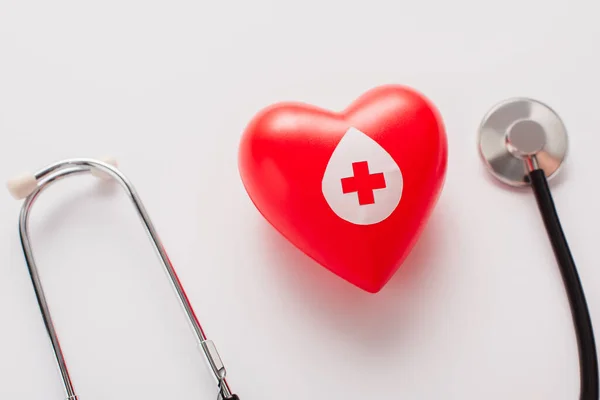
(478, 98, 598, 399)
(6, 98, 599, 399)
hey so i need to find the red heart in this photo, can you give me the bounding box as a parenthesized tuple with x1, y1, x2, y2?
(238, 85, 447, 293)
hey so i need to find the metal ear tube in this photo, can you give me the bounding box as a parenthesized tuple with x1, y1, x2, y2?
(7, 158, 239, 400)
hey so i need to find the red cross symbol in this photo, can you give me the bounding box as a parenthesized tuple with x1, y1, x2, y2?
(341, 161, 387, 205)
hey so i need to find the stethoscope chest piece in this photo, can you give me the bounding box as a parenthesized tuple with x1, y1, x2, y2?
(478, 98, 568, 186)
(477, 97, 599, 398)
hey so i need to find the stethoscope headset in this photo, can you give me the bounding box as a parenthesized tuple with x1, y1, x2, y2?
(6, 97, 599, 399)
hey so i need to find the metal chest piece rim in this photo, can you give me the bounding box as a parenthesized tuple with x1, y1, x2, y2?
(477, 97, 569, 187)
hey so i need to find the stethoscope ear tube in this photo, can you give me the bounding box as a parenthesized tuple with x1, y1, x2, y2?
(529, 168, 599, 400)
(8, 159, 240, 400)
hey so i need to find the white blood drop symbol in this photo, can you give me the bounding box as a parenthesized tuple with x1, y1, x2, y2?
(321, 127, 403, 225)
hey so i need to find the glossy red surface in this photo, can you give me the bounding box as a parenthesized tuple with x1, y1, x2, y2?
(238, 85, 448, 293)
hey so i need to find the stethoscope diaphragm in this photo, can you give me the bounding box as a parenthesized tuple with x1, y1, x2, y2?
(477, 97, 568, 186)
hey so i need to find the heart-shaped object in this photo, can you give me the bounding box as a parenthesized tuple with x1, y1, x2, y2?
(238, 85, 447, 293)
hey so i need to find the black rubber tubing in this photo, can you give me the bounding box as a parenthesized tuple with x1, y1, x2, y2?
(529, 168, 599, 399)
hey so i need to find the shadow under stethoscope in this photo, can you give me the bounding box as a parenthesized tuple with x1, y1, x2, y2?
(257, 204, 451, 348)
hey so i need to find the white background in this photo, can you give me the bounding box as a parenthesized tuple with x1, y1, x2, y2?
(1, 1, 599, 399)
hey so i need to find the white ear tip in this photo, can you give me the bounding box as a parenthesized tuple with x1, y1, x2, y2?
(102, 156, 118, 168)
(7, 173, 38, 199)
(91, 157, 118, 180)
